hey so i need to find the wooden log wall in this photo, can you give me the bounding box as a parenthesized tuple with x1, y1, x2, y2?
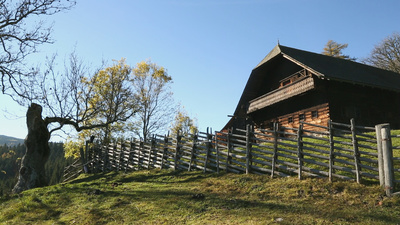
(78, 119, 400, 191)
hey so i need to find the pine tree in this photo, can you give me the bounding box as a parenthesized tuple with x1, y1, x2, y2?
(322, 40, 356, 61)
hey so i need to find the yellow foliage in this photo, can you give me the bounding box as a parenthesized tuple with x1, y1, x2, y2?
(63, 137, 84, 159)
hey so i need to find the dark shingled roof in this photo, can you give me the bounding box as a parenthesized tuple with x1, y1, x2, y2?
(259, 45, 400, 92)
(233, 44, 400, 116)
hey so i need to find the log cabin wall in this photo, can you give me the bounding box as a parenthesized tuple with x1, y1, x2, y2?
(326, 80, 400, 128)
(276, 103, 330, 130)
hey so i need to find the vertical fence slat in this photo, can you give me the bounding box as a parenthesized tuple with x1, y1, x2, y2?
(226, 128, 232, 173)
(215, 131, 220, 174)
(297, 123, 304, 180)
(350, 118, 362, 184)
(204, 130, 212, 173)
(329, 120, 335, 182)
(161, 135, 168, 169)
(174, 133, 181, 171)
(375, 124, 385, 186)
(246, 124, 252, 174)
(271, 122, 278, 178)
(189, 134, 197, 171)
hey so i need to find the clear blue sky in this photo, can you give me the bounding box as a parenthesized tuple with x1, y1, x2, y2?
(1, 0, 400, 141)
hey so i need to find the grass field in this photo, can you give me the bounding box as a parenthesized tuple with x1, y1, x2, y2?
(1, 169, 400, 224)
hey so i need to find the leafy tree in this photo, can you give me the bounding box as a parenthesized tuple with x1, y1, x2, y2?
(64, 59, 136, 158)
(131, 61, 175, 141)
(170, 107, 198, 136)
(363, 33, 400, 74)
(9, 52, 136, 193)
(322, 40, 356, 61)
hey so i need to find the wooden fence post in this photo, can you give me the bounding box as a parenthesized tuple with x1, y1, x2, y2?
(80, 147, 87, 173)
(246, 124, 253, 174)
(215, 131, 220, 174)
(271, 122, 279, 178)
(297, 123, 304, 180)
(161, 135, 168, 169)
(350, 118, 362, 184)
(125, 140, 134, 172)
(117, 141, 122, 171)
(148, 136, 155, 169)
(189, 134, 198, 171)
(226, 128, 233, 173)
(102, 144, 109, 172)
(139, 141, 144, 170)
(328, 120, 335, 182)
(204, 129, 212, 173)
(380, 124, 394, 196)
(174, 132, 181, 170)
(375, 124, 385, 186)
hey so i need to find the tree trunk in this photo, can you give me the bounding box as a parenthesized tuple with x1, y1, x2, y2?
(13, 103, 50, 194)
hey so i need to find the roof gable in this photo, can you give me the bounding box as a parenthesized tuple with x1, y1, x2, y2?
(233, 44, 400, 116)
(264, 45, 400, 92)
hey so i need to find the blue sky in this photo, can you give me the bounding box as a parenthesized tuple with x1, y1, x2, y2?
(1, 0, 400, 141)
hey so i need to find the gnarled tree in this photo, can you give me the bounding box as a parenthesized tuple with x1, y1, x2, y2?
(13, 53, 136, 193)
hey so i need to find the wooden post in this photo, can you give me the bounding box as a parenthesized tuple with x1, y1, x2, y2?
(148, 136, 155, 168)
(138, 141, 144, 170)
(245, 124, 253, 174)
(161, 135, 168, 169)
(297, 123, 304, 180)
(188, 134, 198, 171)
(204, 129, 212, 173)
(375, 124, 385, 186)
(350, 118, 361, 184)
(271, 122, 278, 178)
(215, 131, 220, 174)
(174, 132, 181, 170)
(226, 128, 232, 173)
(125, 141, 134, 172)
(380, 124, 394, 196)
(328, 120, 335, 182)
(80, 147, 88, 173)
(117, 141, 124, 171)
(112, 142, 117, 170)
(102, 145, 109, 172)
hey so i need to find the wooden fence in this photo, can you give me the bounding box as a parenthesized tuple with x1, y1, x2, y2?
(71, 119, 400, 196)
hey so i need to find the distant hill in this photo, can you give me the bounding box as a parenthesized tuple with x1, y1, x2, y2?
(0, 135, 24, 146)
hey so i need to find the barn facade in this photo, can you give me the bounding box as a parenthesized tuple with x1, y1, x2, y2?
(225, 44, 400, 131)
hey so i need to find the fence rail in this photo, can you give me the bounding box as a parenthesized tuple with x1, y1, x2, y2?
(70, 119, 400, 196)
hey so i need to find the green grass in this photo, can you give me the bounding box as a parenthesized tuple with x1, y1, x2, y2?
(1, 169, 400, 224)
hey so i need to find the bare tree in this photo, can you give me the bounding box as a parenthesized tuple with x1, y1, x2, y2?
(363, 33, 400, 74)
(0, 0, 75, 99)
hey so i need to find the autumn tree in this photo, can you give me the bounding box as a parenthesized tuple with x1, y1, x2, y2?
(11, 53, 136, 193)
(363, 33, 400, 74)
(170, 107, 198, 136)
(131, 61, 175, 141)
(63, 59, 136, 158)
(322, 40, 356, 61)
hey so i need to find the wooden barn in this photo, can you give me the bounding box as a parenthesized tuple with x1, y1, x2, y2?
(225, 44, 400, 132)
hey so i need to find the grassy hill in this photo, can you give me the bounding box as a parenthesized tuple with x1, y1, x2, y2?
(0, 135, 24, 146)
(1, 169, 400, 224)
